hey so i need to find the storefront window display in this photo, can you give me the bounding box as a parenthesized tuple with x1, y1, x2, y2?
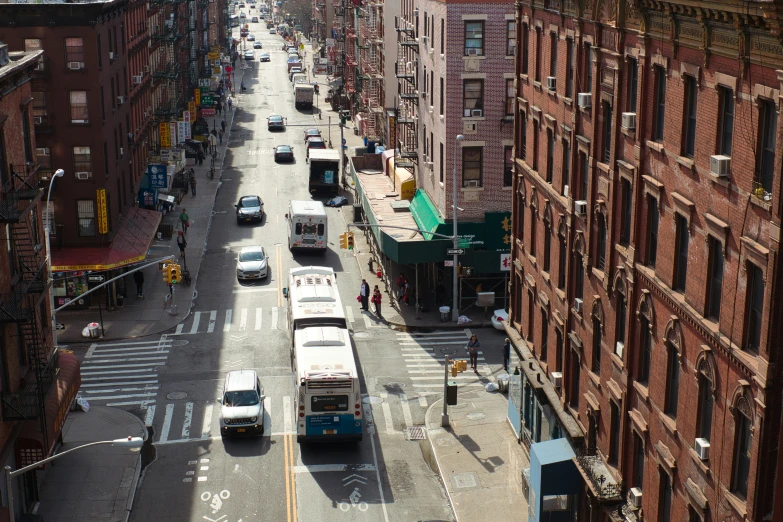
(52, 272, 91, 310)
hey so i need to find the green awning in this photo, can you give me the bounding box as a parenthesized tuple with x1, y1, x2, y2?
(410, 189, 445, 239)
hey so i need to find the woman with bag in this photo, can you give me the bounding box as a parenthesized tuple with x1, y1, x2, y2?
(466, 334, 480, 371)
(371, 286, 382, 316)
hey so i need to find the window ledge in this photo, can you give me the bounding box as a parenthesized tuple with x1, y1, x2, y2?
(646, 140, 665, 153)
(588, 370, 601, 388)
(562, 97, 573, 107)
(596, 161, 611, 174)
(620, 126, 636, 139)
(578, 104, 591, 115)
(571, 306, 583, 319)
(519, 73, 529, 84)
(722, 488, 747, 519)
(750, 195, 772, 212)
(533, 80, 542, 91)
(547, 88, 558, 99)
(610, 352, 624, 371)
(706, 170, 731, 188)
(460, 186, 484, 192)
(541, 271, 551, 285)
(554, 287, 566, 302)
(633, 381, 649, 402)
(502, 185, 513, 191)
(462, 54, 487, 60)
(527, 253, 537, 266)
(658, 411, 678, 436)
(591, 267, 606, 281)
(462, 116, 486, 121)
(676, 155, 695, 170)
(505, 55, 515, 60)
(687, 446, 711, 476)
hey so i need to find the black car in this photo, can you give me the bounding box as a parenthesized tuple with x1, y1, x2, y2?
(267, 114, 286, 130)
(274, 145, 294, 162)
(235, 195, 264, 224)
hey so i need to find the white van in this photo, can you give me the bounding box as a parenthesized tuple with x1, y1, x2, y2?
(286, 200, 327, 252)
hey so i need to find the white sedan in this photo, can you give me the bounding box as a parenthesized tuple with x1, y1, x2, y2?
(491, 309, 508, 331)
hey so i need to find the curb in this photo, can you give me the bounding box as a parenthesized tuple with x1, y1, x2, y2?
(423, 397, 459, 522)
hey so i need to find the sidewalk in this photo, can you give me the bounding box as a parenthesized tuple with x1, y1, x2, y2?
(35, 406, 147, 522)
(57, 97, 240, 343)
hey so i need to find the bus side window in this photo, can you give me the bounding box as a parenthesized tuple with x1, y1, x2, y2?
(295, 223, 302, 235)
(317, 224, 325, 236)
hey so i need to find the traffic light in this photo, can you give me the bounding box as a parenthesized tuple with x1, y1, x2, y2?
(455, 360, 468, 373)
(346, 232, 355, 250)
(451, 361, 459, 377)
(339, 232, 348, 249)
(170, 264, 181, 285)
(162, 264, 172, 284)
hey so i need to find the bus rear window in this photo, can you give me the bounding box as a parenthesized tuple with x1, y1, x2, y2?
(295, 223, 302, 235)
(317, 224, 325, 236)
(302, 223, 317, 235)
(311, 395, 349, 412)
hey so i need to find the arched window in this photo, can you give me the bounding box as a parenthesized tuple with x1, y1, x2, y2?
(731, 390, 753, 499)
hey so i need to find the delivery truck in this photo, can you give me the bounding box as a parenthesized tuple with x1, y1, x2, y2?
(294, 84, 314, 109)
(308, 149, 340, 195)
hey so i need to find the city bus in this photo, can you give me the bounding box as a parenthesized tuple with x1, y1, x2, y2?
(230, 14, 240, 27)
(285, 266, 361, 442)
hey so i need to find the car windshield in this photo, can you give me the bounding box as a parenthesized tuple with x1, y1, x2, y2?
(239, 250, 265, 262)
(223, 390, 259, 407)
(277, 146, 291, 152)
(239, 197, 260, 208)
(269, 117, 282, 123)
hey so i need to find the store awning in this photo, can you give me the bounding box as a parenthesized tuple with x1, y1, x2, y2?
(16, 352, 81, 467)
(51, 207, 161, 272)
(409, 189, 445, 239)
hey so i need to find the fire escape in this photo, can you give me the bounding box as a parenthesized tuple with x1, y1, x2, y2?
(0, 164, 58, 453)
(395, 14, 418, 170)
(150, 0, 186, 137)
(357, 0, 383, 141)
(186, 0, 199, 90)
(313, 0, 326, 43)
(330, 0, 347, 110)
(343, 6, 357, 97)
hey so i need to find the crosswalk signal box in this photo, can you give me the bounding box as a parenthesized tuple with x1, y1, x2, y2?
(446, 380, 458, 406)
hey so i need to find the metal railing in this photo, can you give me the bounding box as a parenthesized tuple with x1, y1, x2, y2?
(573, 444, 623, 502)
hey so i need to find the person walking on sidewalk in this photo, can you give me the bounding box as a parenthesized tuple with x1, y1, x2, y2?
(359, 279, 370, 311)
(371, 286, 382, 316)
(228, 97, 233, 110)
(176, 231, 187, 258)
(466, 334, 480, 371)
(133, 270, 145, 298)
(221, 120, 226, 133)
(179, 208, 189, 235)
(219, 129, 224, 144)
(396, 273, 406, 302)
(502, 338, 511, 372)
(190, 174, 197, 196)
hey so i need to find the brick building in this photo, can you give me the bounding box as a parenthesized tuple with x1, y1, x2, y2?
(0, 43, 81, 520)
(508, 0, 783, 521)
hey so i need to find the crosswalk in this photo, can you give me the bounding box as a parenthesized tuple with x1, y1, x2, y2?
(80, 336, 172, 407)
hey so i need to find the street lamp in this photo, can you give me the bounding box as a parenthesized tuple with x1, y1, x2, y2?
(5, 436, 143, 522)
(46, 169, 64, 345)
(451, 134, 464, 323)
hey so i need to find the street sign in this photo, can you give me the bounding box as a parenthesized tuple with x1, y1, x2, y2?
(87, 275, 105, 283)
(446, 248, 465, 255)
(458, 239, 470, 249)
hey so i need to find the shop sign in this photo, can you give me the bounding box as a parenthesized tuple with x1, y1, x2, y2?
(200, 87, 210, 95)
(147, 164, 168, 188)
(194, 88, 201, 106)
(199, 78, 210, 88)
(208, 51, 220, 60)
(388, 113, 396, 150)
(500, 253, 511, 271)
(177, 121, 189, 144)
(96, 188, 108, 235)
(169, 122, 178, 146)
(485, 211, 513, 252)
(201, 108, 216, 117)
(139, 188, 156, 207)
(87, 275, 105, 283)
(160, 148, 172, 162)
(202, 95, 214, 106)
(188, 101, 197, 121)
(159, 122, 171, 147)
(183, 110, 191, 123)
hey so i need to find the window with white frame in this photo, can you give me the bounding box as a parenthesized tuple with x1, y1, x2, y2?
(73, 146, 92, 177)
(77, 199, 96, 237)
(462, 147, 482, 187)
(464, 21, 484, 56)
(506, 21, 516, 56)
(70, 91, 89, 123)
(463, 79, 484, 117)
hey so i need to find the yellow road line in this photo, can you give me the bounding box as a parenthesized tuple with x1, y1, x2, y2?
(283, 434, 292, 521)
(287, 433, 298, 520)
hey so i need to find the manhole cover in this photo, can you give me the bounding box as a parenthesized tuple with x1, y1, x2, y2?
(451, 472, 478, 489)
(167, 392, 188, 400)
(407, 426, 426, 440)
(439, 348, 457, 355)
(384, 382, 406, 389)
(362, 396, 383, 404)
(353, 332, 371, 339)
(466, 412, 486, 420)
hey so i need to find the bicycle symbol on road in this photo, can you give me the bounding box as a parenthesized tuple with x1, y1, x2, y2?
(201, 490, 231, 514)
(339, 487, 369, 512)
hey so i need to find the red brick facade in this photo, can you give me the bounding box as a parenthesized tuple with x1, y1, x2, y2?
(511, 1, 783, 521)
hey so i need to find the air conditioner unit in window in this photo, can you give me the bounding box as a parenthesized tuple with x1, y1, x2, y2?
(117, 96, 125, 105)
(546, 76, 556, 91)
(425, 161, 434, 169)
(133, 75, 143, 84)
(471, 109, 483, 117)
(573, 298, 583, 313)
(467, 48, 479, 56)
(694, 438, 710, 461)
(144, 65, 150, 72)
(577, 92, 591, 109)
(710, 155, 731, 178)
(615, 341, 624, 359)
(120, 148, 124, 156)
(463, 121, 477, 134)
(75, 172, 90, 180)
(33, 116, 43, 125)
(628, 488, 642, 508)
(68, 62, 83, 70)
(420, 91, 428, 99)
(574, 199, 587, 216)
(466, 180, 480, 188)
(622, 112, 636, 130)
(550, 372, 562, 388)
(109, 51, 116, 60)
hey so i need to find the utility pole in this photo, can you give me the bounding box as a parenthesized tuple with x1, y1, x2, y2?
(442, 357, 451, 427)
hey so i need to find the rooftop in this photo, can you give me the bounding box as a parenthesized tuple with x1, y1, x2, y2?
(0, 43, 43, 82)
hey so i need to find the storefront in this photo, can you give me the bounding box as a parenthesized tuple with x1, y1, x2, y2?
(527, 438, 583, 522)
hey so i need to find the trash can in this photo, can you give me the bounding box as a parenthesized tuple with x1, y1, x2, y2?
(446, 380, 458, 406)
(439, 306, 450, 322)
(353, 203, 362, 223)
(87, 322, 100, 339)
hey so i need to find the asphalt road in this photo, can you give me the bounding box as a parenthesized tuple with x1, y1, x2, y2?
(87, 18, 511, 522)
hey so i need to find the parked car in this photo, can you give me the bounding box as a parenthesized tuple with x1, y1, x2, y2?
(247, 34, 255, 41)
(243, 50, 254, 60)
(288, 67, 302, 81)
(267, 114, 286, 130)
(236, 246, 268, 280)
(274, 144, 294, 162)
(253, 41, 262, 49)
(259, 52, 270, 62)
(235, 195, 264, 224)
(306, 137, 326, 152)
(491, 309, 508, 331)
(251, 16, 258, 22)
(269, 27, 276, 33)
(303, 128, 322, 143)
(218, 370, 265, 437)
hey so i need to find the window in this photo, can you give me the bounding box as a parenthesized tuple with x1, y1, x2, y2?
(533, 125, 539, 171)
(627, 57, 638, 113)
(566, 38, 574, 98)
(462, 147, 482, 187)
(673, 214, 689, 292)
(518, 201, 525, 243)
(646, 197, 659, 267)
(32, 92, 48, 126)
(652, 65, 666, 142)
(463, 79, 484, 117)
(638, 317, 651, 384)
(620, 179, 632, 245)
(97, 34, 102, 68)
(717, 86, 734, 156)
(440, 19, 444, 54)
(100, 86, 105, 121)
(440, 77, 444, 115)
(529, 208, 536, 257)
(540, 311, 548, 362)
(697, 370, 713, 442)
(505, 79, 514, 116)
(744, 263, 764, 353)
(73, 146, 92, 177)
(555, 328, 564, 373)
(506, 21, 516, 56)
(37, 147, 52, 176)
(596, 214, 606, 271)
(705, 237, 724, 321)
(584, 44, 593, 92)
(580, 152, 589, 200)
(632, 432, 645, 489)
(70, 91, 89, 123)
(439, 143, 444, 183)
(520, 113, 528, 160)
(464, 21, 484, 56)
(504, 146, 513, 187)
(430, 71, 434, 105)
(609, 401, 620, 464)
(664, 345, 679, 418)
(423, 11, 428, 36)
(731, 407, 752, 498)
(616, 291, 626, 355)
(543, 225, 551, 272)
(65, 37, 85, 64)
(568, 348, 580, 408)
(535, 28, 542, 81)
(423, 124, 428, 157)
(659, 471, 673, 522)
(574, 252, 584, 300)
(592, 317, 601, 373)
(527, 292, 534, 341)
(757, 98, 777, 193)
(549, 32, 557, 78)
(21, 107, 32, 163)
(521, 24, 529, 75)
(557, 233, 566, 289)
(602, 101, 613, 163)
(546, 130, 555, 182)
(77, 200, 96, 237)
(562, 140, 571, 195)
(682, 75, 698, 158)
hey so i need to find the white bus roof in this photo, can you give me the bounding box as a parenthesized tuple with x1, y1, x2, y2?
(289, 200, 326, 216)
(308, 149, 340, 161)
(288, 267, 346, 327)
(294, 327, 356, 380)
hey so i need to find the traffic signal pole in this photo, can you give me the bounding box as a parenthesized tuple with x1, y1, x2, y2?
(442, 357, 451, 427)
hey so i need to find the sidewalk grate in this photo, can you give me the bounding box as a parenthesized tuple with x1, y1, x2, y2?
(407, 426, 426, 441)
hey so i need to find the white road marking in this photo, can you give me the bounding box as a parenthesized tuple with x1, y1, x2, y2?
(400, 393, 413, 429)
(81, 373, 158, 381)
(395, 331, 471, 338)
(409, 375, 485, 380)
(81, 380, 159, 388)
(418, 396, 428, 408)
(144, 405, 157, 427)
(283, 395, 292, 433)
(83, 355, 169, 362)
(271, 307, 279, 330)
(232, 287, 278, 293)
(83, 391, 158, 401)
(86, 344, 172, 353)
(239, 308, 248, 331)
(190, 311, 202, 334)
(407, 367, 485, 374)
(411, 383, 486, 388)
(379, 392, 395, 435)
(198, 477, 207, 482)
(402, 353, 485, 360)
(106, 400, 156, 407)
(255, 307, 263, 330)
(82, 385, 159, 394)
(89, 339, 174, 347)
(264, 396, 271, 426)
(160, 403, 175, 442)
(223, 309, 233, 332)
(207, 311, 217, 333)
(202, 403, 214, 439)
(345, 306, 354, 323)
(80, 362, 166, 370)
(293, 464, 377, 473)
(175, 324, 184, 335)
(182, 402, 194, 439)
(86, 343, 98, 358)
(399, 341, 468, 347)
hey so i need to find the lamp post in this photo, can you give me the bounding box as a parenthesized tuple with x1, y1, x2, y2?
(5, 436, 143, 522)
(46, 169, 64, 346)
(451, 134, 464, 323)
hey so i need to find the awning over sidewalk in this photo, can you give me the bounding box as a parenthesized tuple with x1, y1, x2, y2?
(51, 208, 162, 272)
(16, 352, 81, 467)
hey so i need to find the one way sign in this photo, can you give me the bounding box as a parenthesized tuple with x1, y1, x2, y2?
(446, 248, 465, 255)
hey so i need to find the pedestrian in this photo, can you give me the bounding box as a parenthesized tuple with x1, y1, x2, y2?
(402, 279, 410, 306)
(179, 208, 189, 235)
(133, 270, 145, 298)
(396, 273, 406, 302)
(228, 97, 233, 110)
(359, 279, 370, 311)
(221, 120, 226, 133)
(371, 286, 382, 316)
(190, 174, 197, 196)
(466, 334, 480, 371)
(176, 231, 187, 258)
(502, 338, 511, 372)
(219, 129, 224, 144)
(197, 150, 204, 166)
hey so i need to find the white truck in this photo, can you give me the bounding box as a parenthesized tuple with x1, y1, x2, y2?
(294, 84, 314, 110)
(308, 149, 340, 195)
